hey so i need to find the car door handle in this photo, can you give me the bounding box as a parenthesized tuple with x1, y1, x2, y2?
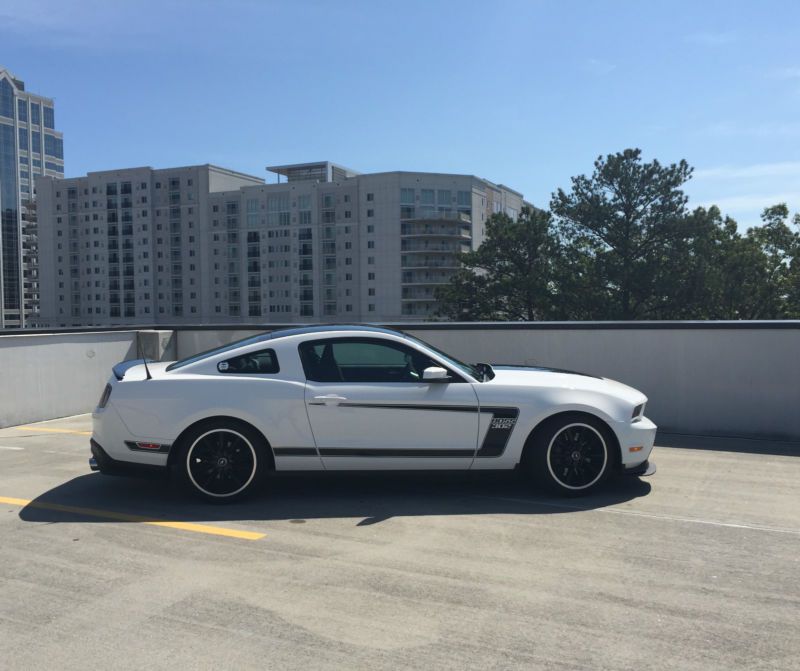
(310, 395, 347, 406)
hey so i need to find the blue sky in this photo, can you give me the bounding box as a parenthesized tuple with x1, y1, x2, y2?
(2, 0, 799, 227)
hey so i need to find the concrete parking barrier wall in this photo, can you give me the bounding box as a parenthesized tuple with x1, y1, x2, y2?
(2, 322, 798, 439)
(0, 329, 174, 428)
(176, 322, 800, 441)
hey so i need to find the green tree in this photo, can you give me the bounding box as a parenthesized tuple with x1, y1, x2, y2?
(550, 148, 694, 319)
(435, 207, 562, 320)
(747, 204, 800, 317)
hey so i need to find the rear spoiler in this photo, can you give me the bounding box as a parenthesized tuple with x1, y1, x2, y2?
(112, 358, 154, 381)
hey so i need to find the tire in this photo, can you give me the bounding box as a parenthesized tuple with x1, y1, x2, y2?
(173, 419, 267, 503)
(522, 413, 615, 496)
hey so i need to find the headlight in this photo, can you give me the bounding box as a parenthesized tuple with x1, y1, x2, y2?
(97, 384, 112, 409)
(632, 403, 645, 420)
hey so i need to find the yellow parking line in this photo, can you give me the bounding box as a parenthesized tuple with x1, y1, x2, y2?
(0, 496, 265, 541)
(14, 426, 92, 436)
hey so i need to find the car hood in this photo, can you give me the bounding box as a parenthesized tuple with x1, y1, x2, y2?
(486, 365, 646, 404)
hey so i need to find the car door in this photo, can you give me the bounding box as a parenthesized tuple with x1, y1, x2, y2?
(300, 337, 480, 470)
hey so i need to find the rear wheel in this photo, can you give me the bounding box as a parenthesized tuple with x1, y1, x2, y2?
(174, 420, 266, 502)
(523, 414, 614, 496)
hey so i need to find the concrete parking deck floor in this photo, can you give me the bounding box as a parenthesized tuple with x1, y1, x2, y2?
(1, 416, 798, 670)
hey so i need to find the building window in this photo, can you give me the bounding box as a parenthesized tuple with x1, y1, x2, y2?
(438, 190, 451, 205)
(368, 272, 375, 280)
(457, 190, 471, 207)
(367, 209, 374, 217)
(421, 189, 435, 205)
(400, 188, 415, 204)
(30, 103, 40, 126)
(367, 224, 374, 233)
(16, 98, 28, 122)
(43, 106, 55, 129)
(367, 240, 375, 249)
(366, 193, 374, 201)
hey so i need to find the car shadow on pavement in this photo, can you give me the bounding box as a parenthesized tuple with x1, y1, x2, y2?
(17, 470, 651, 528)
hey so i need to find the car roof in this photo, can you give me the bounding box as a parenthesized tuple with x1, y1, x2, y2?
(165, 324, 409, 371)
(266, 324, 405, 341)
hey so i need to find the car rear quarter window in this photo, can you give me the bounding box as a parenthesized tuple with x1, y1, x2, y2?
(218, 348, 280, 375)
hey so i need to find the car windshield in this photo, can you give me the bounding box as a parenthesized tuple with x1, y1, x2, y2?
(165, 332, 271, 371)
(403, 334, 482, 380)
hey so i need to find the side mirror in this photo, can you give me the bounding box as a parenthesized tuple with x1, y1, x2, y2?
(422, 366, 449, 382)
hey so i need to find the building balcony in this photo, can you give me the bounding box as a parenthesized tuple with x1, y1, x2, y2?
(402, 210, 471, 223)
(400, 256, 461, 270)
(400, 241, 471, 253)
(401, 224, 471, 239)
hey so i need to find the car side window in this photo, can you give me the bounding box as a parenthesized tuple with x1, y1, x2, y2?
(299, 338, 447, 383)
(218, 348, 279, 375)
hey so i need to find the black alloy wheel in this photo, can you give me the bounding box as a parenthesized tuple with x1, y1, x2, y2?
(546, 423, 607, 491)
(175, 420, 267, 502)
(523, 413, 614, 496)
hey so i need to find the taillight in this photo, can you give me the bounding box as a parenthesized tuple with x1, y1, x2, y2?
(98, 384, 112, 409)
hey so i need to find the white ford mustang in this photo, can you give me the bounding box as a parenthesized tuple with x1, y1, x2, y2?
(91, 325, 656, 501)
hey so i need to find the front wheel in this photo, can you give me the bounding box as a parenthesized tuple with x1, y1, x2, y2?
(522, 414, 615, 496)
(173, 420, 267, 502)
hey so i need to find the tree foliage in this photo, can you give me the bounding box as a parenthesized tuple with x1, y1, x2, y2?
(435, 208, 561, 320)
(436, 149, 800, 321)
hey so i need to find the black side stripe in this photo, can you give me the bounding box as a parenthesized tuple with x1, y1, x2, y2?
(320, 448, 475, 458)
(278, 404, 521, 459)
(273, 447, 319, 456)
(337, 402, 478, 412)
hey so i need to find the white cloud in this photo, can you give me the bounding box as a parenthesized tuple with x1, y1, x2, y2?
(583, 58, 616, 76)
(769, 66, 800, 80)
(694, 161, 800, 180)
(704, 120, 800, 138)
(694, 193, 800, 213)
(0, 0, 159, 48)
(688, 160, 800, 224)
(685, 31, 737, 46)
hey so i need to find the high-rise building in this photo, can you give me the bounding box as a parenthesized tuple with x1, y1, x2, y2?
(36, 161, 527, 326)
(0, 67, 64, 328)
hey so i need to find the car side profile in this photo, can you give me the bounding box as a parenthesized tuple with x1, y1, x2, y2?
(91, 325, 656, 501)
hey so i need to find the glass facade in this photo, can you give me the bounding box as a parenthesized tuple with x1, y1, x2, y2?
(0, 122, 20, 311)
(0, 71, 64, 326)
(43, 106, 55, 128)
(0, 79, 13, 118)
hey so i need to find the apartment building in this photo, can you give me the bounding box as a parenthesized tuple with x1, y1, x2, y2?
(37, 161, 526, 326)
(0, 67, 64, 328)
(37, 165, 263, 325)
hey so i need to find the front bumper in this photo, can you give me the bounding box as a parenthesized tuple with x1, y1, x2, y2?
(616, 416, 657, 467)
(90, 439, 168, 479)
